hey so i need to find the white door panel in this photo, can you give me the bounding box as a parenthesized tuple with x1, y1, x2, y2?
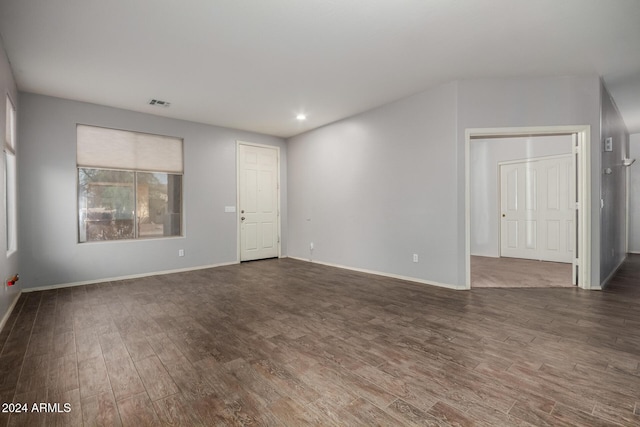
(500, 155, 573, 263)
(525, 169, 536, 211)
(239, 144, 279, 261)
(525, 220, 536, 249)
(244, 223, 258, 250)
(504, 221, 516, 248)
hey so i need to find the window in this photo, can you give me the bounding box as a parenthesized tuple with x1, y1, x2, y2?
(4, 95, 17, 255)
(77, 125, 183, 242)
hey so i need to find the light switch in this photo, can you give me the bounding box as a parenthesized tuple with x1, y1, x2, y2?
(224, 206, 236, 213)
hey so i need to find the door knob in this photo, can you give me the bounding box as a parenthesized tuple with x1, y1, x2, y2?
(241, 217, 245, 221)
(241, 210, 245, 213)
(502, 214, 506, 217)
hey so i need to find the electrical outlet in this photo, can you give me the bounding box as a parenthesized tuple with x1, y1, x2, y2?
(178, 249, 185, 257)
(604, 137, 613, 152)
(413, 254, 419, 263)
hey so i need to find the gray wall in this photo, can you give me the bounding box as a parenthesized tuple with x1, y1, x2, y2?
(10, 73, 619, 294)
(470, 135, 572, 258)
(629, 134, 640, 253)
(0, 39, 20, 325)
(599, 83, 629, 283)
(288, 82, 460, 287)
(288, 76, 603, 288)
(18, 93, 287, 289)
(457, 77, 602, 288)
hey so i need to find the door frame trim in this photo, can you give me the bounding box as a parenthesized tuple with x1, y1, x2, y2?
(465, 125, 591, 290)
(497, 152, 572, 167)
(236, 141, 282, 262)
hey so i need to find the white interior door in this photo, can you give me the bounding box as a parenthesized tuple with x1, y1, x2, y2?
(500, 155, 574, 263)
(538, 156, 574, 262)
(238, 143, 279, 261)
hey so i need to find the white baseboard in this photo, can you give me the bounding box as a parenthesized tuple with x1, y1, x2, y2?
(628, 251, 640, 255)
(0, 291, 22, 333)
(470, 253, 500, 258)
(600, 255, 627, 290)
(287, 256, 464, 290)
(22, 261, 239, 293)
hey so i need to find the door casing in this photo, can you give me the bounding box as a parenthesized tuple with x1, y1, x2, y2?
(236, 141, 281, 262)
(465, 126, 591, 289)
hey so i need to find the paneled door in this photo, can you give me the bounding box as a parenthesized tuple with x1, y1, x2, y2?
(500, 155, 573, 263)
(238, 143, 280, 261)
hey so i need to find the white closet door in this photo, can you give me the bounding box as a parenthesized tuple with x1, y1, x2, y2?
(500, 155, 573, 263)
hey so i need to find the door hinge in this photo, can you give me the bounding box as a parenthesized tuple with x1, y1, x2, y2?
(573, 146, 581, 154)
(575, 202, 580, 210)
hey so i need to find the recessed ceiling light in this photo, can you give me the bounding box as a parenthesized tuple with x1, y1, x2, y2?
(296, 114, 307, 121)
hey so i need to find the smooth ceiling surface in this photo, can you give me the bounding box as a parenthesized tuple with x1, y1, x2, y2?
(1, 0, 639, 137)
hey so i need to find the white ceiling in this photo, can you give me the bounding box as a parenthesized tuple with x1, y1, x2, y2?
(1, 0, 639, 138)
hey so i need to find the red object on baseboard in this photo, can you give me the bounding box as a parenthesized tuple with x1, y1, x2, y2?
(7, 274, 19, 286)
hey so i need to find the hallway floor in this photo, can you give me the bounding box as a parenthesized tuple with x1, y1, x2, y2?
(471, 255, 574, 288)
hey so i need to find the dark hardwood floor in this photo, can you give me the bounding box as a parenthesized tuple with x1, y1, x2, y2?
(1, 255, 639, 426)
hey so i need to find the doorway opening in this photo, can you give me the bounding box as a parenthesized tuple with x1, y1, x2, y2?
(465, 126, 591, 289)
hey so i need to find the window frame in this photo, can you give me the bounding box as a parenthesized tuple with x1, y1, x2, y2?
(4, 94, 17, 256)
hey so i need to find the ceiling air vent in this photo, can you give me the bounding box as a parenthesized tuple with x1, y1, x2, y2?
(148, 99, 171, 107)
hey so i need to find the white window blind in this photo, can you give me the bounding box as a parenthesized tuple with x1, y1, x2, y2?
(5, 152, 17, 253)
(5, 95, 17, 254)
(77, 125, 183, 173)
(5, 96, 15, 150)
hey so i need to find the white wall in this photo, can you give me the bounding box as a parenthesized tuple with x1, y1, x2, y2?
(288, 82, 461, 287)
(0, 39, 20, 327)
(470, 135, 572, 257)
(599, 83, 629, 284)
(628, 133, 640, 253)
(18, 93, 287, 289)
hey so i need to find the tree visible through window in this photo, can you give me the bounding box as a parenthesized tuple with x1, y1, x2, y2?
(77, 125, 183, 243)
